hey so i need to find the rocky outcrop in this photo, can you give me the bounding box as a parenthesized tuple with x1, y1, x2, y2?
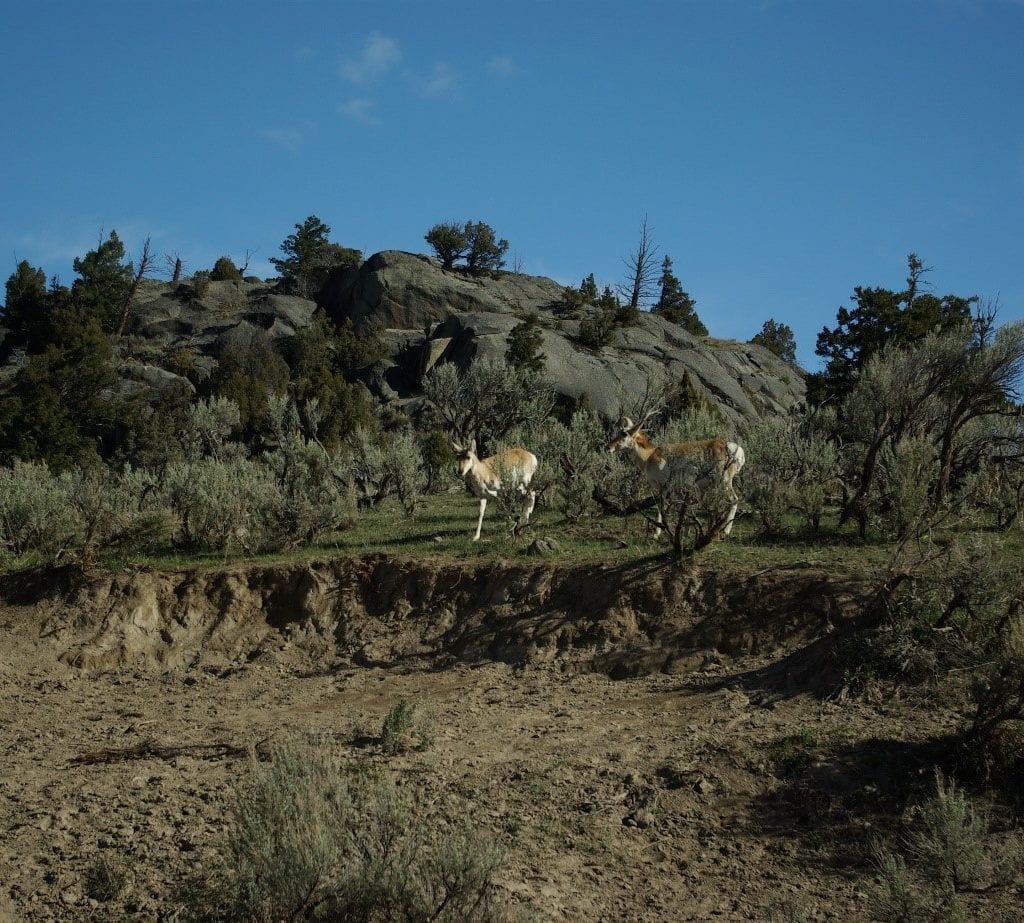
(320, 250, 566, 330)
(321, 251, 805, 425)
(86, 251, 804, 425)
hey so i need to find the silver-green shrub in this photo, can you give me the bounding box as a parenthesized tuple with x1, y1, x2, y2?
(742, 417, 794, 536)
(973, 414, 1024, 530)
(346, 426, 388, 508)
(424, 356, 556, 451)
(743, 413, 840, 536)
(0, 460, 77, 557)
(180, 395, 242, 461)
(876, 436, 940, 541)
(383, 428, 428, 517)
(65, 465, 175, 558)
(343, 426, 426, 517)
(181, 736, 503, 921)
(163, 457, 275, 552)
(509, 408, 606, 522)
(868, 773, 1012, 922)
(260, 395, 357, 544)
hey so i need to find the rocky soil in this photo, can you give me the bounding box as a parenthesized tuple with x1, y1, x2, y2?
(1, 555, 1019, 922)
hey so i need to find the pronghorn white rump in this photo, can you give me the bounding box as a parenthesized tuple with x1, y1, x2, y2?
(452, 439, 539, 541)
(607, 417, 746, 537)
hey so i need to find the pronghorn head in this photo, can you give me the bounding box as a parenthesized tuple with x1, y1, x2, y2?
(607, 417, 643, 453)
(451, 438, 478, 477)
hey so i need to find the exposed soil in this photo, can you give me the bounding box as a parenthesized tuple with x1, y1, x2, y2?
(0, 555, 1019, 921)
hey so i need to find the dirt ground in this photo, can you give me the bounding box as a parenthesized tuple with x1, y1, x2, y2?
(0, 554, 1019, 922)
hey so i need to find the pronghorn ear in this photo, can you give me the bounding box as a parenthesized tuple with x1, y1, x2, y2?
(451, 441, 463, 453)
(622, 416, 635, 430)
(469, 438, 477, 455)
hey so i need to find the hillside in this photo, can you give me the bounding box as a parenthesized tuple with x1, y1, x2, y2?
(115, 251, 803, 426)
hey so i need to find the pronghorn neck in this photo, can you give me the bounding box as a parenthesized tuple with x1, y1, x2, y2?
(628, 430, 659, 463)
(462, 456, 496, 495)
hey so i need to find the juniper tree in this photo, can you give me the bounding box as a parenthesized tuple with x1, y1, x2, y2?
(505, 312, 546, 374)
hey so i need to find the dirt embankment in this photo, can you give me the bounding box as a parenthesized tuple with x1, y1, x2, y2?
(11, 555, 865, 680)
(10, 555, 950, 923)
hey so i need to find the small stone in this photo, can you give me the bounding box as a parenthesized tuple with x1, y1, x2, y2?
(633, 809, 656, 829)
(696, 778, 716, 795)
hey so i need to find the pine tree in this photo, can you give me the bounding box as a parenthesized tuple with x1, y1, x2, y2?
(652, 256, 706, 335)
(751, 319, 797, 366)
(2, 260, 48, 354)
(271, 216, 361, 297)
(812, 253, 976, 404)
(72, 230, 133, 332)
(210, 256, 242, 281)
(465, 221, 509, 274)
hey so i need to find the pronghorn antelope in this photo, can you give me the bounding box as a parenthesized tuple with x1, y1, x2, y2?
(607, 417, 746, 537)
(452, 439, 538, 541)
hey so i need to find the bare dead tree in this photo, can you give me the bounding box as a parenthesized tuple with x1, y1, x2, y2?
(117, 237, 155, 336)
(613, 374, 668, 431)
(617, 215, 660, 320)
(238, 248, 256, 277)
(164, 252, 185, 282)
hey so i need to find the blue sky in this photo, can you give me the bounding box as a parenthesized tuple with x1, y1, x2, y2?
(3, 0, 1022, 369)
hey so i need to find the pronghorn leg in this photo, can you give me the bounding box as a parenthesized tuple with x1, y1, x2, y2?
(473, 497, 487, 541)
(723, 482, 738, 536)
(653, 494, 664, 539)
(523, 488, 536, 523)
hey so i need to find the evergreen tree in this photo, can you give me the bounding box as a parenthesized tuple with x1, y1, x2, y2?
(561, 274, 600, 310)
(579, 288, 620, 349)
(0, 305, 118, 469)
(271, 216, 361, 297)
(2, 260, 48, 355)
(751, 319, 797, 365)
(210, 256, 242, 281)
(424, 220, 509, 273)
(464, 221, 509, 274)
(505, 312, 546, 374)
(424, 221, 470, 270)
(72, 230, 133, 332)
(812, 253, 976, 404)
(652, 256, 706, 335)
(208, 328, 290, 435)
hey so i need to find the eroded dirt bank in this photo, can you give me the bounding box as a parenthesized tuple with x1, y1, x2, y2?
(1, 556, 1016, 922)
(11, 555, 863, 678)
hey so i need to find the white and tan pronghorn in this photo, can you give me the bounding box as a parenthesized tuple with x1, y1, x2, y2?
(607, 417, 746, 537)
(452, 439, 539, 541)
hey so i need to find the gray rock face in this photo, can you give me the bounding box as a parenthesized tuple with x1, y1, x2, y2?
(320, 250, 565, 330)
(106, 252, 804, 424)
(321, 251, 805, 425)
(126, 281, 316, 351)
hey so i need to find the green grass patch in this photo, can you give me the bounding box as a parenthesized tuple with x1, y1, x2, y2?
(10, 492, 1016, 583)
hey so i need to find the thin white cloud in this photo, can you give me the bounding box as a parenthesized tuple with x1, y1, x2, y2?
(412, 62, 459, 98)
(341, 32, 401, 85)
(487, 55, 520, 78)
(262, 127, 305, 151)
(338, 97, 380, 126)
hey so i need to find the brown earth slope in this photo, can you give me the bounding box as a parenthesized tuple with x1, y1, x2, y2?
(0, 556, 1017, 921)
